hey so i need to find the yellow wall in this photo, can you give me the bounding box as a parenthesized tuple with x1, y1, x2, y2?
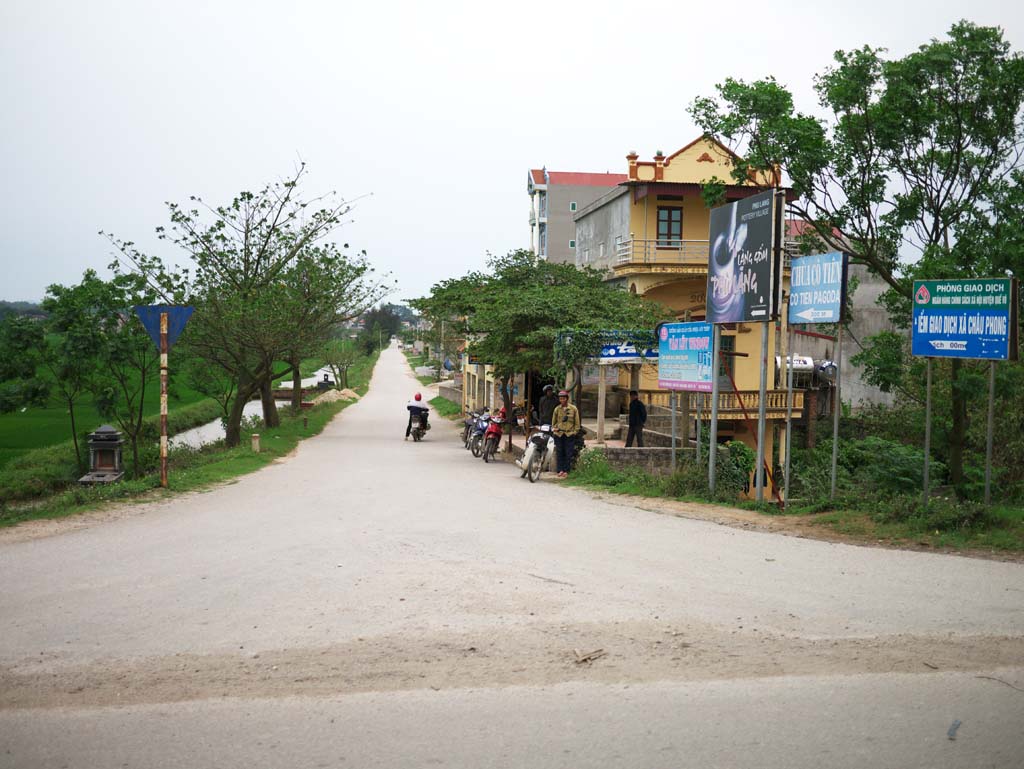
(628, 195, 710, 242)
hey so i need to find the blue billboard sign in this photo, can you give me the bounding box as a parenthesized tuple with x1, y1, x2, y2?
(789, 252, 847, 324)
(911, 279, 1019, 360)
(657, 322, 714, 392)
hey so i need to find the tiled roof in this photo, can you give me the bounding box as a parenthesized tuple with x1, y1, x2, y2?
(546, 172, 627, 186)
(529, 169, 546, 185)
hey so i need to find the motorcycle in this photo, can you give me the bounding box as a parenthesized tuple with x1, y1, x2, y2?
(409, 410, 430, 442)
(462, 409, 486, 449)
(481, 409, 506, 463)
(469, 412, 491, 457)
(519, 424, 552, 482)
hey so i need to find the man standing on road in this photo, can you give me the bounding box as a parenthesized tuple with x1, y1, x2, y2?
(626, 389, 647, 448)
(537, 384, 559, 426)
(551, 390, 580, 478)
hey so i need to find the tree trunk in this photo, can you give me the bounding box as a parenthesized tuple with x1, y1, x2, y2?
(949, 358, 967, 493)
(261, 378, 281, 428)
(68, 397, 82, 471)
(225, 377, 252, 448)
(290, 357, 303, 411)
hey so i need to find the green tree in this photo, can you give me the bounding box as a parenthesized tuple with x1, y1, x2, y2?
(411, 249, 665, 413)
(106, 165, 388, 447)
(0, 316, 50, 414)
(690, 20, 1024, 491)
(39, 271, 110, 470)
(90, 271, 161, 478)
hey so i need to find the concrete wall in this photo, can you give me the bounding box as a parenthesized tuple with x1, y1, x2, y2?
(599, 446, 696, 476)
(546, 184, 625, 265)
(574, 189, 630, 270)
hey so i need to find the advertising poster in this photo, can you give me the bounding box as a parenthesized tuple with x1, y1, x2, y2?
(705, 190, 777, 323)
(789, 252, 847, 324)
(657, 322, 714, 391)
(911, 279, 1019, 360)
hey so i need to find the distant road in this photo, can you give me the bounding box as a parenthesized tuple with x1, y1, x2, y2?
(2, 345, 1022, 768)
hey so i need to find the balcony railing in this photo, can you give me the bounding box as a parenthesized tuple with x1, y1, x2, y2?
(615, 239, 800, 270)
(640, 389, 806, 417)
(616, 239, 708, 265)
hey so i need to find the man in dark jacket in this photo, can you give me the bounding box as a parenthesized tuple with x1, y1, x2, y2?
(537, 384, 559, 426)
(626, 389, 647, 447)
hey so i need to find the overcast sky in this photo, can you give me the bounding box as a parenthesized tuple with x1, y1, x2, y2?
(2, 1, 1022, 305)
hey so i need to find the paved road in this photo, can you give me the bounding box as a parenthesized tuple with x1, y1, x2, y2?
(2, 345, 1022, 768)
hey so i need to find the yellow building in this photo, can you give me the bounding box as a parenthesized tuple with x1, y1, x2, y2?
(574, 137, 805, 488)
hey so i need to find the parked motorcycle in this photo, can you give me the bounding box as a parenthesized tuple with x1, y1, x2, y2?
(469, 412, 491, 457)
(462, 409, 485, 448)
(481, 409, 506, 463)
(519, 424, 552, 482)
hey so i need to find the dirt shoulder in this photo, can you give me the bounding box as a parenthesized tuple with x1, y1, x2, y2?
(584, 490, 1024, 563)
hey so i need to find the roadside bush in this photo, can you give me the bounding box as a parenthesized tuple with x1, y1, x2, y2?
(871, 495, 998, 532)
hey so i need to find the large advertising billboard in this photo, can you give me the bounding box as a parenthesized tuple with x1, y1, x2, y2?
(911, 278, 1019, 360)
(657, 322, 714, 392)
(706, 190, 778, 323)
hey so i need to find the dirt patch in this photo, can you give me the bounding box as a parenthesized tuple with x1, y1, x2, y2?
(3, 621, 1021, 710)
(586, 491, 1024, 564)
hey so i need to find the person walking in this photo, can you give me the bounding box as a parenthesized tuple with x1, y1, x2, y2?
(537, 384, 559, 426)
(551, 390, 580, 478)
(626, 389, 647, 448)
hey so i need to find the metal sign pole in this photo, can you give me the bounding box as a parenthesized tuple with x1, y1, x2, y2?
(696, 393, 703, 464)
(670, 391, 677, 473)
(756, 322, 769, 502)
(923, 358, 932, 507)
(708, 325, 721, 495)
(829, 324, 843, 500)
(160, 312, 169, 489)
(985, 360, 996, 506)
(784, 324, 795, 512)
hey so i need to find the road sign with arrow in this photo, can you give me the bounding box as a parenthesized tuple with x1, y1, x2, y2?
(788, 252, 847, 326)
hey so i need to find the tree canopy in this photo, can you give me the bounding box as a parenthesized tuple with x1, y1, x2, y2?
(411, 249, 666, 404)
(106, 164, 391, 446)
(690, 20, 1024, 492)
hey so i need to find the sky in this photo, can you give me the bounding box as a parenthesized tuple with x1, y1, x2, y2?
(2, 0, 1022, 305)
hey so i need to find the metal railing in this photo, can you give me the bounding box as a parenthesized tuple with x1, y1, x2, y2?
(615, 238, 800, 269)
(615, 239, 708, 265)
(640, 389, 805, 416)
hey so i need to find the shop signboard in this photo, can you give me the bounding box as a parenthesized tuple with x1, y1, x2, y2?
(789, 252, 847, 324)
(706, 190, 778, 323)
(911, 279, 1019, 360)
(657, 322, 714, 392)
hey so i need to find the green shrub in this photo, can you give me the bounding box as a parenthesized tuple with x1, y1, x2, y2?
(871, 495, 999, 532)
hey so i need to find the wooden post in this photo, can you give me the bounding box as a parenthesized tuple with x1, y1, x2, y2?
(596, 365, 607, 446)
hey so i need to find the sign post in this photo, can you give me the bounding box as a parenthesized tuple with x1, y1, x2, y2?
(787, 251, 848, 502)
(706, 190, 779, 500)
(911, 278, 1019, 505)
(658, 321, 714, 474)
(134, 305, 194, 488)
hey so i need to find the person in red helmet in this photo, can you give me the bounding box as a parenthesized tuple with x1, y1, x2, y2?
(406, 392, 430, 439)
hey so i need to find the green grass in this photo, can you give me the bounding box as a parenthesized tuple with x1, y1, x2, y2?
(0, 352, 379, 528)
(0, 356, 324, 471)
(429, 395, 462, 419)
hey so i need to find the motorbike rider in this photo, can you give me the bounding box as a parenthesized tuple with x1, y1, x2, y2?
(406, 393, 430, 439)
